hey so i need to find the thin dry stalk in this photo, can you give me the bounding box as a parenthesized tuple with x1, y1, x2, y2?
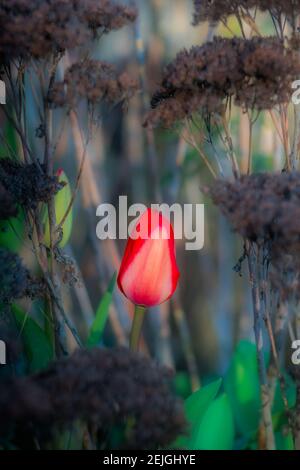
(247, 242, 276, 450)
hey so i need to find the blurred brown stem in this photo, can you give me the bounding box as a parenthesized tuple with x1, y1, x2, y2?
(247, 242, 276, 450)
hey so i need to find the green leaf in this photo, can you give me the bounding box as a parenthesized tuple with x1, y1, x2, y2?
(173, 372, 192, 399)
(175, 378, 222, 449)
(0, 212, 24, 252)
(12, 304, 53, 373)
(224, 340, 261, 435)
(43, 170, 73, 248)
(192, 394, 234, 450)
(0, 120, 18, 158)
(86, 272, 116, 348)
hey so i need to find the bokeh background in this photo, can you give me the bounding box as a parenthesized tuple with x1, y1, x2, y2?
(0, 0, 288, 390)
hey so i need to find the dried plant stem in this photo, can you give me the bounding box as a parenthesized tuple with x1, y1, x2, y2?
(260, 260, 292, 433)
(279, 105, 291, 170)
(183, 120, 217, 178)
(173, 300, 200, 392)
(57, 110, 89, 230)
(240, 11, 262, 37)
(221, 114, 240, 178)
(265, 315, 292, 434)
(269, 110, 285, 148)
(290, 104, 300, 170)
(69, 107, 131, 343)
(43, 63, 65, 355)
(29, 210, 67, 354)
(134, 14, 161, 202)
(44, 273, 83, 349)
(247, 113, 254, 175)
(247, 242, 276, 450)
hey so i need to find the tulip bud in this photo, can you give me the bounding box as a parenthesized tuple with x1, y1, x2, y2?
(117, 208, 180, 307)
(43, 169, 73, 248)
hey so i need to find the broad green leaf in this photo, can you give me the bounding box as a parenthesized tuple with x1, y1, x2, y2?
(86, 272, 116, 348)
(224, 340, 261, 435)
(174, 372, 192, 399)
(0, 212, 24, 252)
(192, 393, 234, 450)
(175, 378, 222, 449)
(43, 169, 73, 248)
(0, 120, 18, 158)
(12, 304, 53, 373)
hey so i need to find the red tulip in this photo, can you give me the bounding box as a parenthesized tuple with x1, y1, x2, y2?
(117, 208, 180, 307)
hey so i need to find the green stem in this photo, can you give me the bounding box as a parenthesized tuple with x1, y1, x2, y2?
(130, 305, 145, 352)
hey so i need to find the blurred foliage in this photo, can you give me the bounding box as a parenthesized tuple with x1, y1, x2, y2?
(0, 212, 24, 252)
(43, 170, 73, 248)
(86, 272, 116, 348)
(12, 304, 53, 373)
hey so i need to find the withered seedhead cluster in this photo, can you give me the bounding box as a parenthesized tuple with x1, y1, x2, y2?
(48, 60, 139, 108)
(210, 172, 300, 256)
(0, 0, 137, 60)
(210, 172, 300, 302)
(270, 254, 300, 303)
(193, 0, 300, 25)
(0, 158, 62, 210)
(0, 248, 46, 304)
(0, 347, 186, 450)
(0, 249, 28, 303)
(145, 37, 300, 127)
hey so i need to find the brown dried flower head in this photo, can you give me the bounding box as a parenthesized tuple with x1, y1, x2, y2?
(0, 158, 62, 210)
(0, 0, 137, 60)
(0, 347, 186, 449)
(145, 37, 300, 127)
(48, 59, 139, 108)
(0, 249, 30, 303)
(0, 248, 47, 304)
(270, 254, 300, 303)
(209, 172, 300, 256)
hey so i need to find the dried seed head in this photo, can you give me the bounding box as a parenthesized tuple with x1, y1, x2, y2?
(146, 37, 300, 127)
(209, 172, 300, 255)
(48, 60, 138, 108)
(0, 347, 186, 449)
(0, 0, 137, 60)
(0, 248, 46, 304)
(210, 172, 300, 301)
(0, 249, 29, 303)
(0, 159, 62, 210)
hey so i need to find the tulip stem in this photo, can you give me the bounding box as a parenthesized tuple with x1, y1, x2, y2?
(130, 305, 145, 352)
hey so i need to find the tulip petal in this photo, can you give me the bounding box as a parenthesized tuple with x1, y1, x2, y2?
(117, 209, 180, 307)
